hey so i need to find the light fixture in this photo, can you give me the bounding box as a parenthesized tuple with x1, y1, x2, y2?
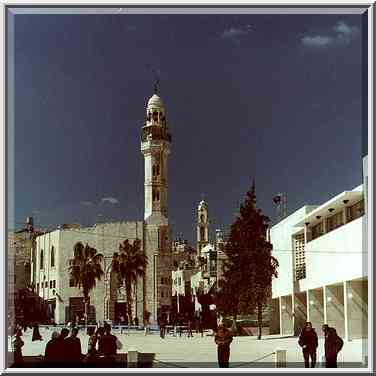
(328, 208, 335, 213)
(305, 222, 310, 226)
(348, 293, 353, 299)
(310, 300, 315, 305)
(282, 305, 286, 310)
(343, 199, 349, 205)
(327, 297, 332, 302)
(316, 216, 321, 220)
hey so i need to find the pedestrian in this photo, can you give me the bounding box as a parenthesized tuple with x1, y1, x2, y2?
(134, 317, 139, 327)
(215, 324, 233, 368)
(84, 326, 98, 364)
(187, 320, 193, 338)
(31, 323, 42, 341)
(159, 316, 166, 339)
(324, 327, 344, 368)
(198, 319, 204, 337)
(44, 331, 60, 366)
(13, 328, 24, 367)
(65, 327, 82, 366)
(298, 321, 318, 368)
(98, 324, 120, 365)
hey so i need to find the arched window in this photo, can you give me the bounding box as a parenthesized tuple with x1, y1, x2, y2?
(152, 111, 158, 121)
(40, 250, 44, 270)
(51, 246, 55, 268)
(200, 214, 205, 222)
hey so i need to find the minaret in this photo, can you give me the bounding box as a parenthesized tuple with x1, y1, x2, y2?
(197, 200, 209, 255)
(141, 84, 171, 222)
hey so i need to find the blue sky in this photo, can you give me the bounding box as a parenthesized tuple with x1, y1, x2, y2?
(10, 12, 367, 245)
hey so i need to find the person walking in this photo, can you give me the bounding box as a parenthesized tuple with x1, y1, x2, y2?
(84, 326, 98, 364)
(214, 324, 233, 368)
(298, 321, 318, 368)
(65, 327, 82, 366)
(324, 327, 344, 368)
(187, 320, 193, 338)
(13, 328, 24, 367)
(198, 319, 204, 337)
(31, 323, 42, 341)
(44, 331, 60, 366)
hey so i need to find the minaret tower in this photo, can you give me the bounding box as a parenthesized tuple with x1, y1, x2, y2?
(141, 83, 171, 222)
(197, 200, 209, 255)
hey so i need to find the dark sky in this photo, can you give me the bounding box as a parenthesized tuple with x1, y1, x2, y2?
(11, 12, 366, 245)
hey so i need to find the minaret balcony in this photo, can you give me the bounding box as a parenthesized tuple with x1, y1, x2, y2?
(141, 125, 172, 143)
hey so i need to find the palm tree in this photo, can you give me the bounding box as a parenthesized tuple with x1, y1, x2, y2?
(69, 242, 104, 325)
(112, 239, 148, 324)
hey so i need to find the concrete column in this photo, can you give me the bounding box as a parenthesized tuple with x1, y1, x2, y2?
(279, 297, 283, 336)
(128, 348, 138, 367)
(343, 207, 348, 225)
(275, 349, 286, 367)
(323, 286, 327, 324)
(306, 290, 310, 322)
(344, 280, 350, 341)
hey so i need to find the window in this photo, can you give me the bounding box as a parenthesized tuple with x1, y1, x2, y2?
(69, 279, 75, 287)
(40, 250, 44, 269)
(69, 259, 74, 266)
(36, 283, 39, 293)
(347, 200, 365, 222)
(45, 281, 48, 288)
(294, 233, 306, 280)
(161, 291, 164, 298)
(326, 211, 343, 232)
(311, 222, 323, 240)
(200, 214, 205, 222)
(152, 111, 158, 121)
(53, 280, 56, 288)
(178, 277, 181, 286)
(49, 281, 52, 288)
(51, 246, 55, 268)
(161, 277, 164, 285)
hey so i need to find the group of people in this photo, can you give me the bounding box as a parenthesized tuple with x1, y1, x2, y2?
(12, 322, 122, 367)
(298, 322, 344, 368)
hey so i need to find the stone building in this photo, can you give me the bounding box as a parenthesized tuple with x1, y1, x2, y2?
(31, 89, 173, 324)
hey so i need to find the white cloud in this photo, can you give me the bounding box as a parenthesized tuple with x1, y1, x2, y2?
(101, 197, 119, 205)
(80, 201, 94, 207)
(302, 35, 332, 47)
(221, 25, 253, 40)
(302, 21, 359, 48)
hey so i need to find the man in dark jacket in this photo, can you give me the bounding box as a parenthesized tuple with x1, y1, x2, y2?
(215, 325, 233, 368)
(65, 327, 82, 366)
(324, 327, 343, 368)
(298, 321, 318, 368)
(44, 331, 60, 366)
(98, 324, 118, 366)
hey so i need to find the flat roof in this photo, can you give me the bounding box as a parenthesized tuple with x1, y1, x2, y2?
(294, 189, 363, 227)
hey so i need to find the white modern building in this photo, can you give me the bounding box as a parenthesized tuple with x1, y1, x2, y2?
(270, 165, 368, 342)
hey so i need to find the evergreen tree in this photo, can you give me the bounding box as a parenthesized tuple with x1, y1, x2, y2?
(215, 181, 279, 339)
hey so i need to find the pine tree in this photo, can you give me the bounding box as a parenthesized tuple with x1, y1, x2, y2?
(215, 180, 279, 339)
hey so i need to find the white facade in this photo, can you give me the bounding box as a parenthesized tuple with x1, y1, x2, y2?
(270, 182, 368, 342)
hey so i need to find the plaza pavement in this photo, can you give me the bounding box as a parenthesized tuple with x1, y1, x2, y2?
(9, 327, 367, 368)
